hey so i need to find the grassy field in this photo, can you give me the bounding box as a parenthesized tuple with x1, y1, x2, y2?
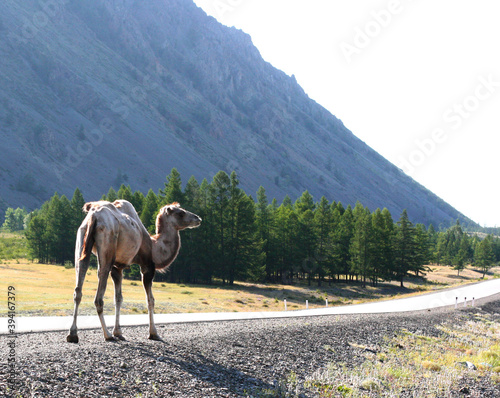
(0, 259, 498, 317)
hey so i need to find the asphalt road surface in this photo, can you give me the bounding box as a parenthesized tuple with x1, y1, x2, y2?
(1, 278, 499, 335)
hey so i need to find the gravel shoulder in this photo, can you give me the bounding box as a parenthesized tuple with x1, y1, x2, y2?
(2, 295, 500, 397)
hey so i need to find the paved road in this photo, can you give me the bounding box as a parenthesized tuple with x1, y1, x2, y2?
(1, 278, 500, 334)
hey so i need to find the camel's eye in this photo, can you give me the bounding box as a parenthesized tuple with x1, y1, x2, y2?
(179, 211, 186, 218)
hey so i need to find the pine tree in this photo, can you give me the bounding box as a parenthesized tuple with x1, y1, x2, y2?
(25, 210, 48, 263)
(175, 176, 202, 283)
(275, 199, 300, 282)
(35, 193, 75, 264)
(476, 236, 495, 278)
(324, 204, 342, 282)
(330, 204, 353, 281)
(470, 235, 481, 265)
(394, 209, 417, 287)
(454, 234, 471, 275)
(197, 178, 216, 283)
(69, 188, 86, 261)
(131, 190, 145, 216)
(184, 176, 200, 210)
(294, 190, 315, 214)
(413, 224, 431, 277)
(265, 198, 280, 281)
(70, 188, 86, 231)
(293, 191, 317, 284)
(210, 171, 231, 284)
(230, 192, 265, 282)
(59, 195, 75, 263)
(435, 233, 447, 265)
(256, 186, 272, 279)
(490, 236, 500, 263)
(298, 208, 317, 285)
(159, 168, 184, 206)
(381, 208, 395, 280)
(226, 171, 244, 284)
(313, 196, 332, 286)
(106, 187, 118, 202)
(371, 208, 394, 284)
(117, 184, 134, 203)
(427, 224, 438, 263)
(438, 220, 464, 266)
(282, 195, 292, 208)
(141, 189, 158, 232)
(350, 204, 373, 287)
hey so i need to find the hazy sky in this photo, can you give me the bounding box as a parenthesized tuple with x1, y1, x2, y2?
(193, 0, 500, 227)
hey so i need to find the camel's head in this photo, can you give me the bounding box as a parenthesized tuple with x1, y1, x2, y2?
(157, 203, 202, 232)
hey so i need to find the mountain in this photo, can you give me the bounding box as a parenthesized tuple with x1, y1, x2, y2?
(0, 0, 476, 228)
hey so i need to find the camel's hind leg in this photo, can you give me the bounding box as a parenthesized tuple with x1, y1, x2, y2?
(111, 267, 125, 340)
(67, 225, 91, 343)
(67, 256, 90, 343)
(95, 254, 115, 341)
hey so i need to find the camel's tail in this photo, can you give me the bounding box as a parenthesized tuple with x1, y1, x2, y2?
(78, 213, 97, 262)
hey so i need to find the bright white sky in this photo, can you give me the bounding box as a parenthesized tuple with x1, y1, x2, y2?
(193, 0, 500, 227)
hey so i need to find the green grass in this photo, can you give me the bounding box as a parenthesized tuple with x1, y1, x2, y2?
(0, 231, 28, 260)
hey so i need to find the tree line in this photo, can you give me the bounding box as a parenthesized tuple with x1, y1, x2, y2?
(11, 168, 500, 286)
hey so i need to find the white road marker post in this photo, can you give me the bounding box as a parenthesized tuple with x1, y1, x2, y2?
(464, 297, 467, 308)
(472, 297, 475, 307)
(284, 299, 287, 311)
(306, 300, 309, 309)
(455, 297, 458, 309)
(326, 298, 328, 308)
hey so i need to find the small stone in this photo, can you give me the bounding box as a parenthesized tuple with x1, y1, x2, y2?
(457, 361, 477, 370)
(466, 361, 477, 370)
(119, 362, 127, 369)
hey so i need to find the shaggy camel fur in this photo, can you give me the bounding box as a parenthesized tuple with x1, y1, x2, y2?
(66, 200, 201, 343)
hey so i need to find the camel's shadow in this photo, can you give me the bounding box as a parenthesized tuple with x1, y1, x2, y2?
(111, 335, 274, 395)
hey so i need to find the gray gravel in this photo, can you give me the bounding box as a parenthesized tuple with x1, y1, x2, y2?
(2, 297, 500, 397)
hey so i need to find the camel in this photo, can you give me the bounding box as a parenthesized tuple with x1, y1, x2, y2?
(66, 200, 201, 343)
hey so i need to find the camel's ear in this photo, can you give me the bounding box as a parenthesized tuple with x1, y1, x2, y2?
(165, 206, 173, 216)
(83, 203, 93, 213)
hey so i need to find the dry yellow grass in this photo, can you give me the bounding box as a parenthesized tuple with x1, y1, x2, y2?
(426, 264, 499, 285)
(0, 260, 338, 316)
(303, 312, 500, 397)
(0, 260, 498, 317)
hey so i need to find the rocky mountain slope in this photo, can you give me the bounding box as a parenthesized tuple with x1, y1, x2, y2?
(0, 0, 474, 227)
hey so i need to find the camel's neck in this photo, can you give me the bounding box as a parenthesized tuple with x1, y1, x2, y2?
(151, 226, 180, 269)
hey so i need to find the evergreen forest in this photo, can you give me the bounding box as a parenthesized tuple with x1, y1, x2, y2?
(3, 169, 499, 287)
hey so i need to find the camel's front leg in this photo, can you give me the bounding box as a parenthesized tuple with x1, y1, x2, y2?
(141, 267, 160, 340)
(111, 267, 125, 340)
